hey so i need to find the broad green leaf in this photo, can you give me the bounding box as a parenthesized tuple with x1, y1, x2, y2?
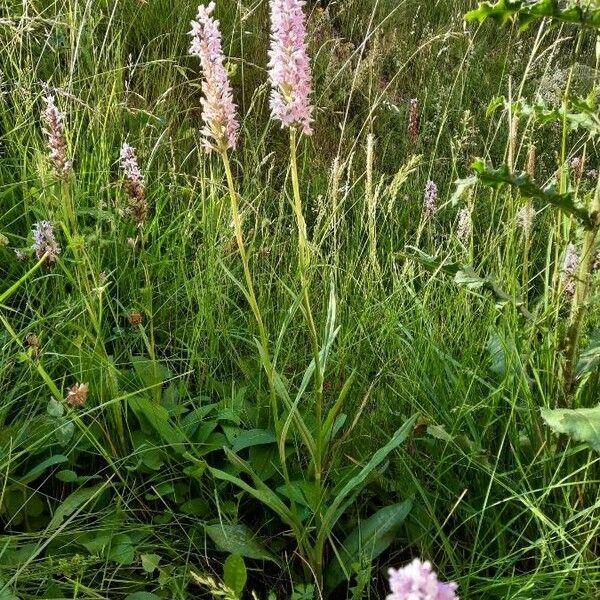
(209, 459, 294, 529)
(141, 553, 161, 573)
(46, 399, 63, 418)
(205, 524, 278, 563)
(577, 333, 600, 378)
(541, 406, 600, 452)
(17, 455, 68, 486)
(223, 554, 247, 597)
(48, 483, 107, 530)
(318, 415, 417, 545)
(231, 429, 276, 453)
(124, 593, 162, 600)
(325, 499, 413, 590)
(131, 356, 170, 391)
(108, 539, 135, 565)
(128, 395, 186, 454)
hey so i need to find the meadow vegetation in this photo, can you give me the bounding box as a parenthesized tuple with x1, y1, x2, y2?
(1, 0, 600, 598)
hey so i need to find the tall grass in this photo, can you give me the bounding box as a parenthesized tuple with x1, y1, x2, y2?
(1, 0, 600, 598)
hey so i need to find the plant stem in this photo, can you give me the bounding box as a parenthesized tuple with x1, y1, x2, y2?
(220, 150, 279, 430)
(563, 186, 600, 398)
(289, 127, 325, 588)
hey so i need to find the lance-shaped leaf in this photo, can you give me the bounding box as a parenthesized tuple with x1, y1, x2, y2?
(402, 247, 534, 320)
(466, 0, 600, 30)
(541, 406, 600, 452)
(471, 159, 595, 230)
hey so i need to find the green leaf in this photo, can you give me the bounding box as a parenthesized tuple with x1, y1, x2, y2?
(209, 462, 294, 532)
(471, 159, 595, 229)
(577, 333, 600, 378)
(56, 469, 79, 483)
(223, 554, 247, 597)
(465, 0, 600, 30)
(131, 356, 170, 391)
(402, 247, 533, 320)
(541, 405, 600, 452)
(128, 395, 186, 454)
(319, 416, 417, 546)
(46, 399, 63, 418)
(108, 539, 135, 565)
(326, 499, 413, 590)
(205, 524, 278, 563)
(231, 429, 276, 453)
(141, 553, 161, 573)
(124, 593, 162, 600)
(17, 454, 68, 486)
(48, 483, 107, 530)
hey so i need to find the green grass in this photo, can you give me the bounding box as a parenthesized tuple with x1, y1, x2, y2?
(1, 0, 600, 598)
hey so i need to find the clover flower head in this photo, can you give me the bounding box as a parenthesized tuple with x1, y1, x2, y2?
(189, 2, 240, 152)
(268, 0, 314, 135)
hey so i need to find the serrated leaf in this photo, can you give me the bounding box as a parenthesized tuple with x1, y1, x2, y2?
(223, 554, 247, 597)
(471, 159, 594, 229)
(401, 247, 533, 320)
(465, 0, 600, 30)
(541, 405, 600, 452)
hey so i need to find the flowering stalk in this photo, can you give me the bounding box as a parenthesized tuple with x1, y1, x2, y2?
(387, 559, 459, 600)
(408, 98, 419, 145)
(563, 184, 600, 395)
(189, 3, 282, 430)
(268, 0, 314, 135)
(41, 92, 72, 180)
(119, 142, 148, 227)
(518, 202, 536, 303)
(423, 179, 438, 220)
(268, 0, 325, 582)
(32, 220, 61, 264)
(189, 2, 239, 153)
(41, 90, 76, 231)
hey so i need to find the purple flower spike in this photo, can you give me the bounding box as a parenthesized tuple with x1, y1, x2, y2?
(423, 180, 438, 219)
(32, 221, 61, 264)
(387, 559, 459, 600)
(189, 2, 240, 152)
(41, 92, 72, 179)
(268, 0, 314, 135)
(563, 242, 579, 298)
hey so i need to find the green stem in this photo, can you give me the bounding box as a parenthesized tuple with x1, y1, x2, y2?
(563, 187, 600, 398)
(220, 150, 279, 430)
(289, 128, 325, 588)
